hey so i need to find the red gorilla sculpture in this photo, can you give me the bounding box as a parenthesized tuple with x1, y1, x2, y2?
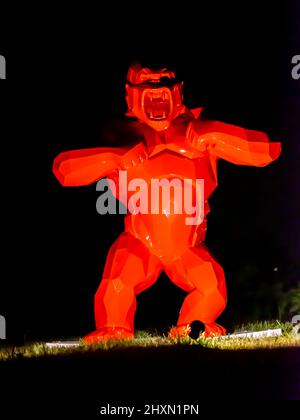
(53, 63, 281, 343)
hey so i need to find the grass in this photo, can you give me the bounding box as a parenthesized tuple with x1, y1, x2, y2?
(0, 321, 299, 362)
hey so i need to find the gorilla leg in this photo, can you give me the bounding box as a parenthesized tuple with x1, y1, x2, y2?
(84, 232, 163, 344)
(165, 244, 227, 338)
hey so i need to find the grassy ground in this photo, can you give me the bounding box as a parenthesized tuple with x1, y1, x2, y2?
(1, 321, 299, 408)
(1, 321, 299, 361)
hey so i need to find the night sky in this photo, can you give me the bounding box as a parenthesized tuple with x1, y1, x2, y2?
(0, 2, 299, 343)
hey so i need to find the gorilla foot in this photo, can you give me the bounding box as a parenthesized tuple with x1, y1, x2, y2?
(168, 324, 192, 339)
(202, 322, 226, 338)
(168, 322, 226, 340)
(83, 327, 134, 344)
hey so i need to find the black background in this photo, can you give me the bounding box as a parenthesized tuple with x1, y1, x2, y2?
(0, 1, 299, 344)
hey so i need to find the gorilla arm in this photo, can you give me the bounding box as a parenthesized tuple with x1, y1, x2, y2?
(53, 147, 128, 186)
(187, 120, 281, 167)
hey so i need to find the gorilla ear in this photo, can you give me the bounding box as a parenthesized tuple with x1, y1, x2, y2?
(125, 83, 134, 116)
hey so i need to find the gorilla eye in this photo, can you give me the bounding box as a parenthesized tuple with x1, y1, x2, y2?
(160, 76, 172, 85)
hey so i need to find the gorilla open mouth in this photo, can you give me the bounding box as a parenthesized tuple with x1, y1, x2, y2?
(144, 89, 171, 120)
